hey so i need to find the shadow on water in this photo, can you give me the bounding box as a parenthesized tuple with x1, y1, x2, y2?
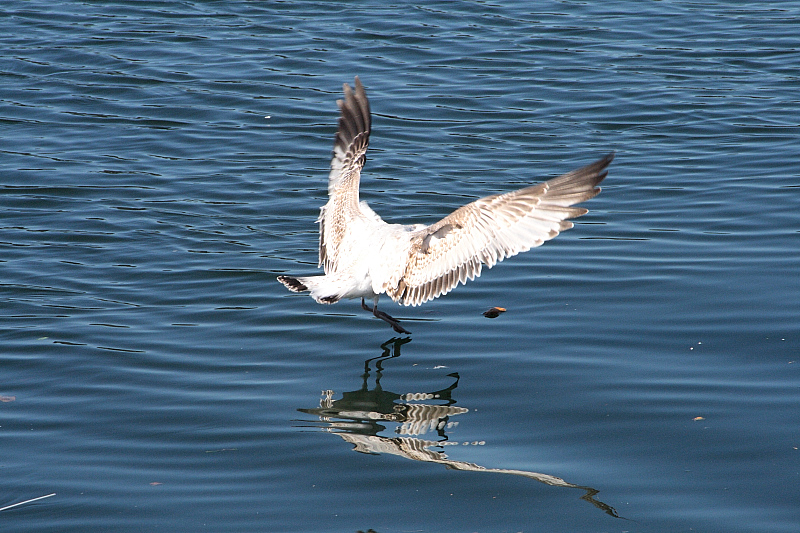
(296, 338, 620, 519)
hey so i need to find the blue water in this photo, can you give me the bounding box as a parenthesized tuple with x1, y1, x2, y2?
(2, 1, 799, 531)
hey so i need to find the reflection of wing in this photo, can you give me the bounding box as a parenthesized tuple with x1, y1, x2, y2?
(388, 153, 614, 306)
(337, 433, 572, 486)
(319, 76, 372, 273)
(335, 433, 620, 518)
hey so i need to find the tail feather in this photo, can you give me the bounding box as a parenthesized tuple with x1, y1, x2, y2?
(277, 275, 308, 293)
(277, 275, 342, 304)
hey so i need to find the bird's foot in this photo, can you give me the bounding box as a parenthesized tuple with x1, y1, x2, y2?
(360, 298, 411, 334)
(373, 308, 411, 334)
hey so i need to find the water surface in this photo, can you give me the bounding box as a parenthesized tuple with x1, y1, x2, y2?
(2, 1, 799, 532)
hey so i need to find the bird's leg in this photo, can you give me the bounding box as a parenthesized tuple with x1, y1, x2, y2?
(362, 297, 410, 334)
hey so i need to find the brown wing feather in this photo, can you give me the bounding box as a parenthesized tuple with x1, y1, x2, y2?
(319, 77, 372, 272)
(389, 153, 614, 306)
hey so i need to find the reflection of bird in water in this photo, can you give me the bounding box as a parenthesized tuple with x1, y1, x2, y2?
(297, 338, 620, 518)
(278, 77, 613, 333)
(300, 338, 466, 438)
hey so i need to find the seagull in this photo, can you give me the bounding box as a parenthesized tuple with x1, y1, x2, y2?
(278, 77, 613, 334)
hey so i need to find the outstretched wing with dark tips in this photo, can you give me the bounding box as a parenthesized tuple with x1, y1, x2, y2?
(319, 77, 372, 273)
(388, 153, 614, 306)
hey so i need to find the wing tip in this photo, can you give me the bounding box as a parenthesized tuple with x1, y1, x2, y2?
(333, 77, 371, 147)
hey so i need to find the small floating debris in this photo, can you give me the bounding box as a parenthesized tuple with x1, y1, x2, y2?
(693, 416, 705, 421)
(482, 307, 507, 319)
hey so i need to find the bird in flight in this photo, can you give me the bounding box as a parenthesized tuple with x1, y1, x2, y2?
(278, 77, 612, 334)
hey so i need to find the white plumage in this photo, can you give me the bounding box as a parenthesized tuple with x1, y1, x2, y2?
(278, 77, 613, 333)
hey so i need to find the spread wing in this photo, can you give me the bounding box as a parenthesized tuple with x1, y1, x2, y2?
(318, 76, 371, 273)
(388, 153, 614, 306)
